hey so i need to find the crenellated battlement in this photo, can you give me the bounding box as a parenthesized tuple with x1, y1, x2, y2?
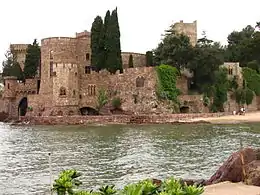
(10, 44, 29, 52)
(41, 37, 77, 45)
(76, 30, 91, 38)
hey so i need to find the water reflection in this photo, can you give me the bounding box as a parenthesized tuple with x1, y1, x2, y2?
(0, 123, 260, 194)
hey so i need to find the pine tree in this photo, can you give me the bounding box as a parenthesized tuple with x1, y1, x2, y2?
(145, 51, 154, 66)
(128, 54, 134, 68)
(91, 16, 105, 71)
(2, 50, 24, 81)
(24, 39, 41, 78)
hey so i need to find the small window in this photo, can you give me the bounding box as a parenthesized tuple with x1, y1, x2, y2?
(59, 87, 66, 96)
(136, 76, 145, 87)
(75, 72, 78, 76)
(88, 85, 96, 96)
(73, 90, 76, 97)
(50, 50, 54, 60)
(7, 83, 10, 89)
(86, 53, 90, 61)
(50, 61, 54, 76)
(79, 94, 82, 99)
(85, 66, 91, 74)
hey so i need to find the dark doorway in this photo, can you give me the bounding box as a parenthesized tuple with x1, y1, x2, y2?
(180, 106, 190, 113)
(80, 107, 99, 115)
(18, 97, 28, 116)
(37, 80, 41, 94)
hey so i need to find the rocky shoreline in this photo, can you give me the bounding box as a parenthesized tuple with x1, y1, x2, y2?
(152, 147, 260, 188)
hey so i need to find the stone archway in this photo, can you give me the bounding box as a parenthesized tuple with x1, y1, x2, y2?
(180, 106, 190, 113)
(18, 97, 28, 117)
(80, 107, 99, 115)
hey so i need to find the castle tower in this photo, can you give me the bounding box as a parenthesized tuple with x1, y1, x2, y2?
(170, 20, 197, 46)
(52, 63, 80, 115)
(10, 44, 29, 71)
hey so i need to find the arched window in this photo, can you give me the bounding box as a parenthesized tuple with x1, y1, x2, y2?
(136, 76, 145, 87)
(59, 87, 66, 96)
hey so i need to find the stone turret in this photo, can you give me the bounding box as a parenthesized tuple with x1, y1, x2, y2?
(10, 44, 29, 71)
(2, 76, 18, 98)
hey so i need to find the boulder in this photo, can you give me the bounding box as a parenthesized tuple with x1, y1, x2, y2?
(244, 160, 260, 186)
(206, 148, 257, 185)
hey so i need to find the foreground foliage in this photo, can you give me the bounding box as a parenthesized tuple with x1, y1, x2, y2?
(53, 170, 204, 195)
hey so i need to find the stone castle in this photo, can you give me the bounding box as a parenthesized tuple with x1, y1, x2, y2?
(1, 20, 257, 118)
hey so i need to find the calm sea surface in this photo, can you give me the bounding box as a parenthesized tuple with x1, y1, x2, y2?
(0, 122, 260, 194)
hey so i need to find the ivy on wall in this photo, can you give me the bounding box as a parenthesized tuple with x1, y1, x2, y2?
(155, 64, 181, 103)
(242, 67, 260, 96)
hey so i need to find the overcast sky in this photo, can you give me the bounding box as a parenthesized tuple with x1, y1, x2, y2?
(0, 0, 259, 71)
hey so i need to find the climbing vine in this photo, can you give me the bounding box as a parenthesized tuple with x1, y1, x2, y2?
(155, 64, 181, 103)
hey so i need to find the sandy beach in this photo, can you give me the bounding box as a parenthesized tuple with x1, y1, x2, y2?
(203, 182, 260, 195)
(192, 111, 260, 124)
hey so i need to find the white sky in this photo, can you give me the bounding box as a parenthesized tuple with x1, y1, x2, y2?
(0, 0, 259, 71)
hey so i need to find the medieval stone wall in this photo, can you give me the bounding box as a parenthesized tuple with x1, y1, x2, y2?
(121, 52, 146, 69)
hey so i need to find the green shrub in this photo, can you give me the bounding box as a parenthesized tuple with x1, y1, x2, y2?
(112, 97, 121, 109)
(96, 89, 108, 111)
(242, 67, 260, 95)
(53, 170, 204, 195)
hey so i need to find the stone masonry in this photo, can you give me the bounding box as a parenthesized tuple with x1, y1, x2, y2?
(1, 21, 256, 119)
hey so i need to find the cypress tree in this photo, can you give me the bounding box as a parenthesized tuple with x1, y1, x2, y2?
(145, 51, 154, 66)
(24, 39, 41, 78)
(91, 16, 104, 71)
(104, 10, 111, 70)
(128, 54, 134, 68)
(106, 8, 123, 74)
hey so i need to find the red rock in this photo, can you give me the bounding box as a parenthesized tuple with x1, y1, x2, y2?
(245, 160, 260, 186)
(206, 148, 257, 185)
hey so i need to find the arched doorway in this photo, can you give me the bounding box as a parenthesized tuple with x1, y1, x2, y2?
(180, 106, 190, 113)
(80, 107, 99, 115)
(18, 97, 28, 116)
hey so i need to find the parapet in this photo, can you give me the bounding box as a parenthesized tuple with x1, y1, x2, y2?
(10, 44, 29, 52)
(41, 37, 77, 45)
(3, 76, 17, 81)
(76, 30, 91, 39)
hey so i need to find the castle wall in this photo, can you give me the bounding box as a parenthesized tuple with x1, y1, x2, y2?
(121, 52, 146, 68)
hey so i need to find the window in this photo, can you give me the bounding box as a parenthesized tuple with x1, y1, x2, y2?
(75, 72, 78, 76)
(228, 68, 233, 75)
(59, 87, 66, 96)
(73, 90, 76, 97)
(50, 61, 54, 76)
(7, 83, 9, 89)
(86, 53, 90, 61)
(136, 76, 145, 87)
(88, 85, 96, 96)
(50, 50, 54, 60)
(79, 94, 82, 99)
(85, 66, 91, 74)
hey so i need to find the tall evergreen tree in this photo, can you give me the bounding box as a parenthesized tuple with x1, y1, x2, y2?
(128, 54, 134, 68)
(2, 50, 24, 81)
(24, 39, 41, 78)
(91, 16, 105, 71)
(105, 8, 123, 74)
(104, 10, 111, 70)
(145, 51, 154, 66)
